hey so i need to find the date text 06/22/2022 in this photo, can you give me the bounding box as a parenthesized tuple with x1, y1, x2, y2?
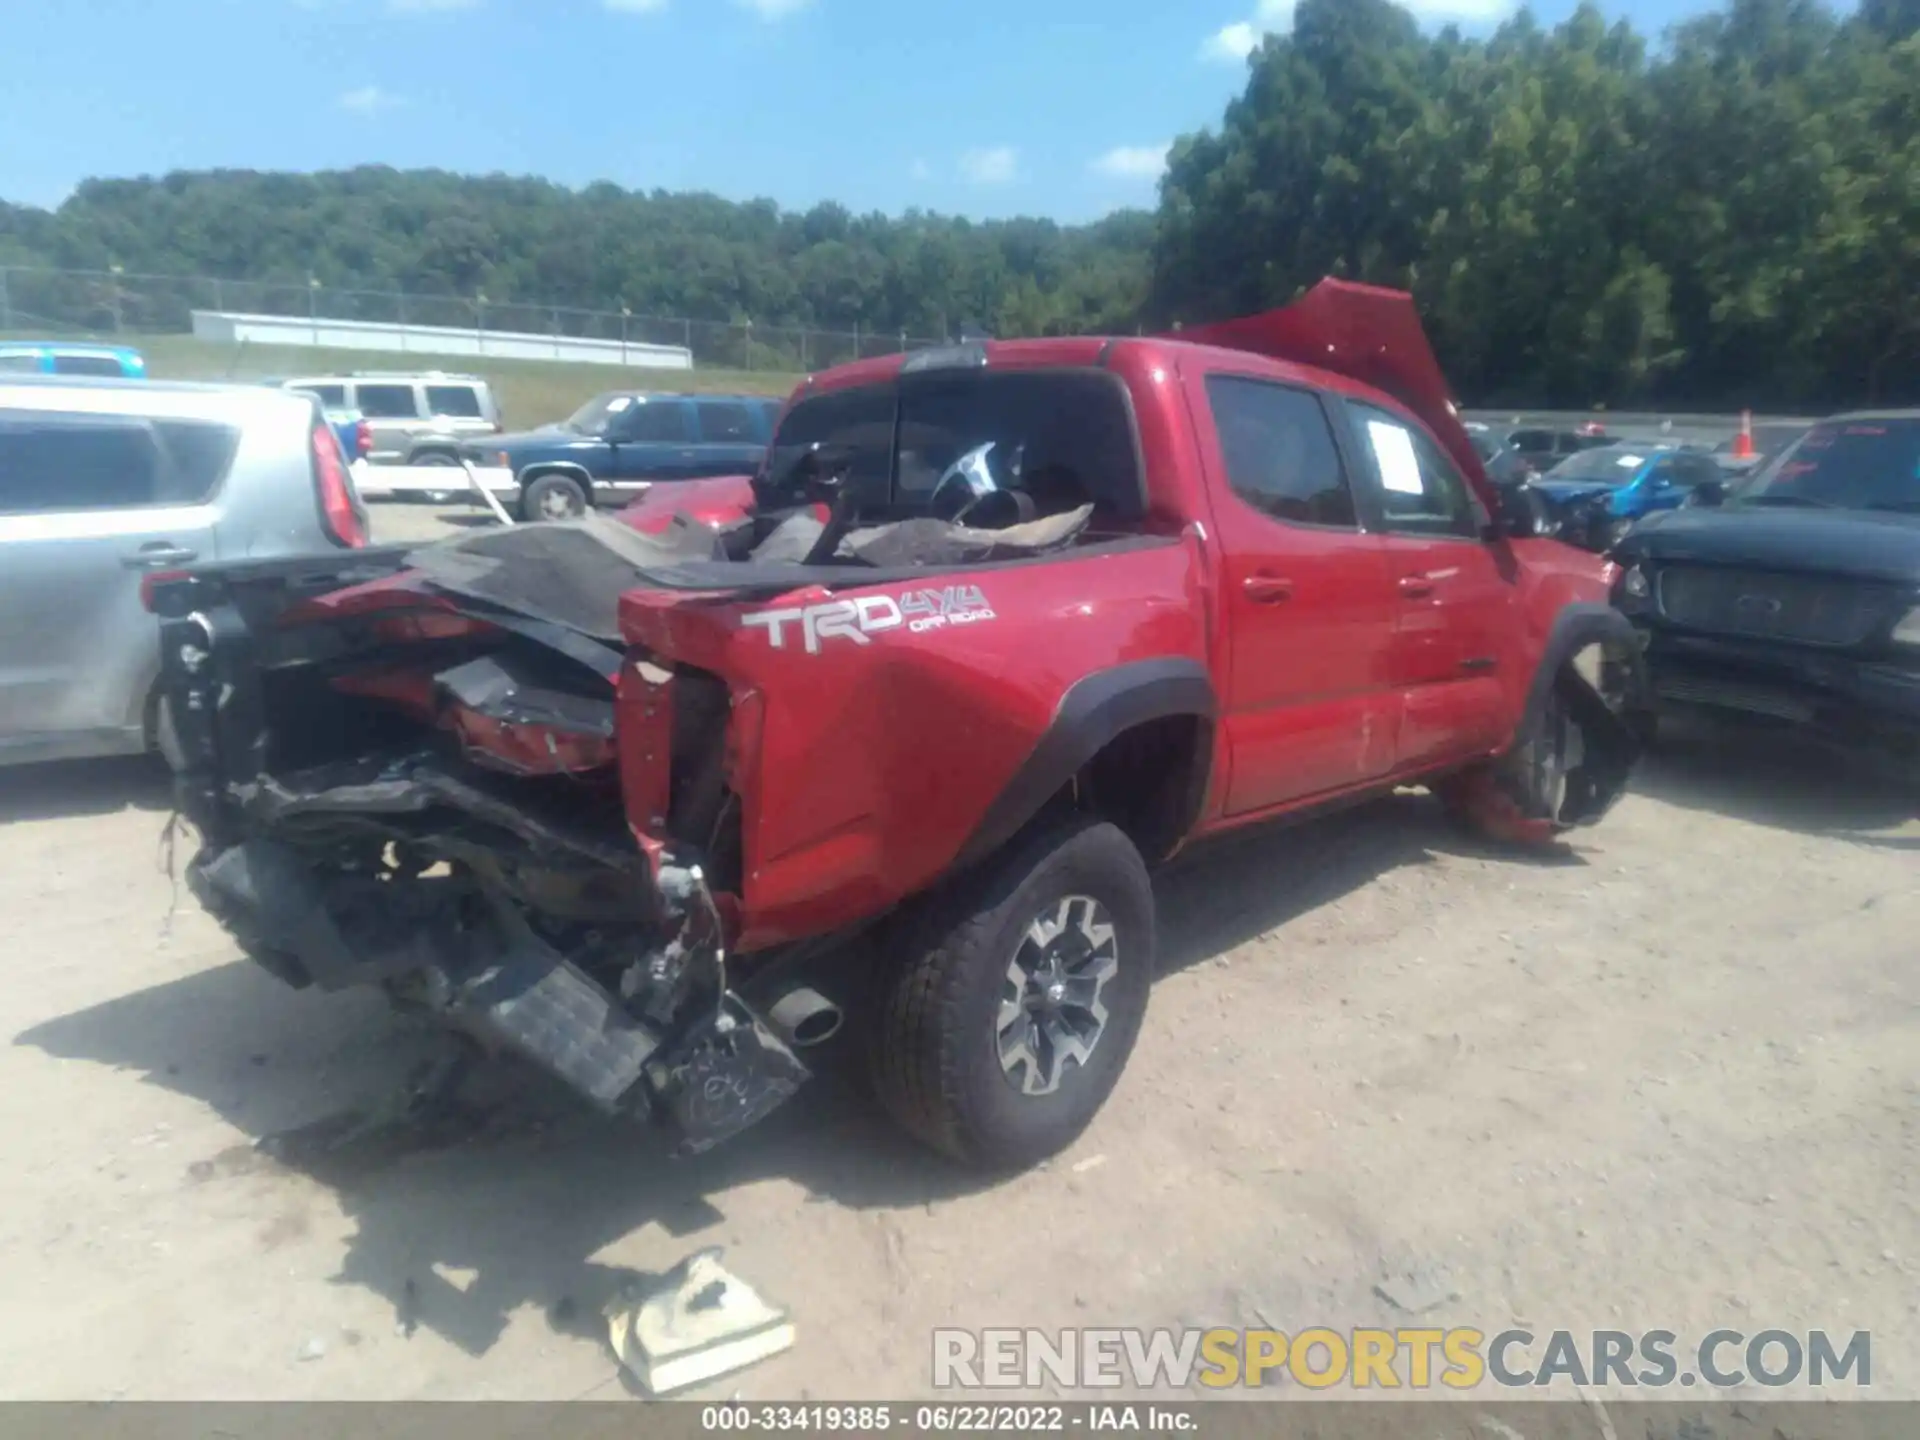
(701, 1404, 1194, 1432)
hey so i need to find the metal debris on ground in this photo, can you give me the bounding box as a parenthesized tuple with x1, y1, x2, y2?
(605, 1248, 794, 1396)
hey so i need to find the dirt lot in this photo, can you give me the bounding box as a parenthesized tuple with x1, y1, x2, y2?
(0, 504, 1914, 1403)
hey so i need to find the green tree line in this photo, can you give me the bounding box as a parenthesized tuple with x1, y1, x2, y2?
(1154, 0, 1919, 406)
(0, 0, 1912, 405)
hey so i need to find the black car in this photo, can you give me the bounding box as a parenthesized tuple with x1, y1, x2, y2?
(1503, 424, 1614, 476)
(1610, 411, 1920, 768)
(462, 391, 782, 521)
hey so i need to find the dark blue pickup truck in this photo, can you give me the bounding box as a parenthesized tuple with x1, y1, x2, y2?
(462, 391, 781, 521)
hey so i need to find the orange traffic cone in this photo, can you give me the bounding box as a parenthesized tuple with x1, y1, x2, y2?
(1731, 410, 1755, 461)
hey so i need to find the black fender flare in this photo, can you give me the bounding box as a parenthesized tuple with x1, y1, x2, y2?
(1504, 601, 1652, 827)
(953, 657, 1217, 872)
(1518, 602, 1651, 737)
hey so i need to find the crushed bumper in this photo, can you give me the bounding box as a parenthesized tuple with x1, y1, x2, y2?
(188, 828, 813, 1155)
(1638, 629, 1920, 735)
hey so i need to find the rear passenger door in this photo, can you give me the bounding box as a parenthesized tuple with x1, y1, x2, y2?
(689, 398, 770, 477)
(605, 398, 695, 493)
(1344, 401, 1517, 770)
(0, 410, 227, 756)
(1199, 373, 1401, 815)
(349, 382, 423, 464)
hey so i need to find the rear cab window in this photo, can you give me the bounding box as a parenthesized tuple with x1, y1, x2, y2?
(353, 384, 422, 419)
(1204, 375, 1357, 528)
(296, 383, 348, 409)
(766, 369, 1145, 522)
(0, 412, 240, 515)
(0, 352, 46, 374)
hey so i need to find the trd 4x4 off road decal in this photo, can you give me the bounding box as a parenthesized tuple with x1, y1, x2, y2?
(742, 585, 996, 655)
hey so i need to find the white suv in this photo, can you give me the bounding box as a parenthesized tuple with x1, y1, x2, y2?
(277, 372, 502, 467)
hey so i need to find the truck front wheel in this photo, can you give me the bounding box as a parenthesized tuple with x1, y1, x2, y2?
(870, 817, 1154, 1171)
(520, 473, 589, 522)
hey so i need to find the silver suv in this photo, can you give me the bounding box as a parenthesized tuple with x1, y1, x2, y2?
(0, 376, 370, 767)
(276, 371, 502, 467)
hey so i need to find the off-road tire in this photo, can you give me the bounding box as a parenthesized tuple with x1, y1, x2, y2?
(520, 472, 588, 522)
(869, 817, 1154, 1171)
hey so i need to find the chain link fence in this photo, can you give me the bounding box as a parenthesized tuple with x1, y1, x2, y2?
(0, 265, 942, 371)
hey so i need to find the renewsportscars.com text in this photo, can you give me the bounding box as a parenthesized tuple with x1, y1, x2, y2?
(932, 1327, 1872, 1391)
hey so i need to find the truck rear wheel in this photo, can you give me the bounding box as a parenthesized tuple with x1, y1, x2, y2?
(869, 817, 1153, 1171)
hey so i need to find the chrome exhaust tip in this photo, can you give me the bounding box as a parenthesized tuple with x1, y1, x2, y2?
(766, 985, 844, 1049)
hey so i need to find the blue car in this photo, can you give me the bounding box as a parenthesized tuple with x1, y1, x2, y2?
(460, 391, 783, 521)
(1532, 443, 1726, 551)
(0, 341, 147, 378)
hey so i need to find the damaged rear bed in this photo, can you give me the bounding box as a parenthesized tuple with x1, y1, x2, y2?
(154, 507, 1165, 1153)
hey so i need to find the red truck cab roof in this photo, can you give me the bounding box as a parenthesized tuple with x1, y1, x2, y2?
(788, 279, 1492, 510)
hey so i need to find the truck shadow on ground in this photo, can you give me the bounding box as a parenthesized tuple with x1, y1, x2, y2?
(1629, 713, 1919, 849)
(0, 754, 172, 824)
(15, 789, 1563, 1365)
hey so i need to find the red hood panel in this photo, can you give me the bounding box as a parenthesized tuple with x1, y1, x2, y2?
(1170, 278, 1491, 501)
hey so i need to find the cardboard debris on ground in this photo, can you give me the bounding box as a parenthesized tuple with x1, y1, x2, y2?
(606, 1247, 794, 1396)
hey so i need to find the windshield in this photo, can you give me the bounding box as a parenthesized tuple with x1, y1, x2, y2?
(564, 393, 635, 434)
(1540, 447, 1654, 484)
(1734, 419, 1920, 511)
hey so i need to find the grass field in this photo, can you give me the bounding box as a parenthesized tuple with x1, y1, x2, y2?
(26, 332, 803, 431)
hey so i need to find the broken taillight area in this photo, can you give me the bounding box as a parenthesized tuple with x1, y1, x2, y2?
(171, 588, 819, 1157)
(330, 651, 618, 778)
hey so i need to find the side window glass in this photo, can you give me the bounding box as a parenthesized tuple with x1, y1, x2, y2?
(618, 402, 691, 442)
(51, 354, 129, 377)
(0, 415, 160, 513)
(696, 401, 758, 443)
(354, 384, 421, 419)
(425, 385, 485, 419)
(1353, 403, 1478, 538)
(1203, 376, 1357, 528)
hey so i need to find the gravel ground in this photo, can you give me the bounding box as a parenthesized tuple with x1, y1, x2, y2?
(0, 503, 1912, 1404)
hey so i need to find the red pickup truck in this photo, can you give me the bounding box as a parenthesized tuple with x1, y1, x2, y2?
(154, 280, 1648, 1172)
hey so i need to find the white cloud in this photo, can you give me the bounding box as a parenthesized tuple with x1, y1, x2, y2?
(959, 147, 1018, 185)
(338, 85, 402, 115)
(733, 0, 812, 17)
(605, 0, 668, 10)
(388, 0, 479, 10)
(1403, 0, 1514, 16)
(1201, 21, 1260, 63)
(1201, 0, 1293, 63)
(1092, 143, 1171, 181)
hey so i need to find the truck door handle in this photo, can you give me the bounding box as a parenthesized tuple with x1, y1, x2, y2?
(122, 543, 198, 569)
(1242, 575, 1294, 604)
(1398, 575, 1436, 599)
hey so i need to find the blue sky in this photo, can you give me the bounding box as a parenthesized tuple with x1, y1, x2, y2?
(4, 0, 1729, 223)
